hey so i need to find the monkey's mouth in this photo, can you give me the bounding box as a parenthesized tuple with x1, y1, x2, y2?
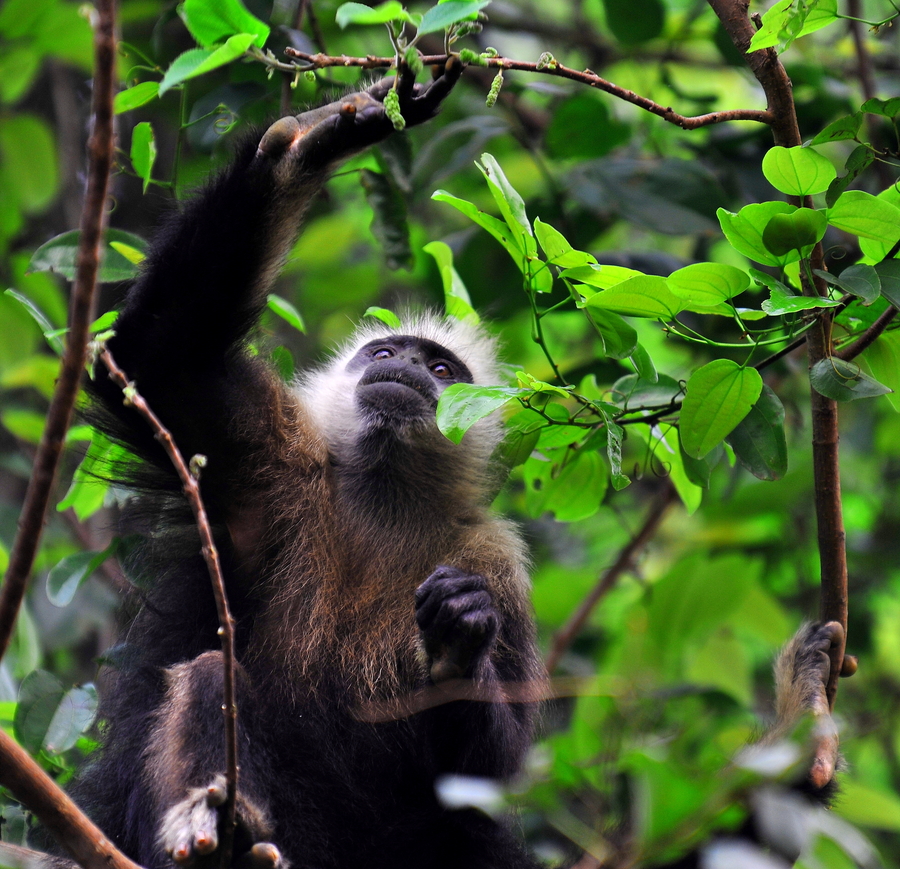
(356, 367, 438, 421)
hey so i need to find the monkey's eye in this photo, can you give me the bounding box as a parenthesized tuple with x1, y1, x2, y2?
(372, 348, 394, 360)
(430, 361, 453, 378)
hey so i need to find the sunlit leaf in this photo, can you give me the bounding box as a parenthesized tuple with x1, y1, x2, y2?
(267, 294, 306, 333)
(827, 190, 900, 242)
(717, 202, 799, 266)
(336, 1, 409, 27)
(586, 275, 683, 319)
(130, 121, 156, 192)
(417, 0, 490, 35)
(667, 262, 749, 307)
(159, 35, 256, 95)
(114, 81, 160, 114)
(181, 0, 269, 47)
(436, 383, 524, 443)
(681, 360, 762, 458)
(761, 208, 826, 256)
(762, 145, 836, 196)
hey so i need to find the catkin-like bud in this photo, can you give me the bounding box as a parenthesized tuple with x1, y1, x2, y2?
(384, 88, 406, 131)
(486, 70, 503, 108)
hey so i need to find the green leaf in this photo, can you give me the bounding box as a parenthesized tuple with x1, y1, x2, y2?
(436, 383, 523, 443)
(642, 424, 702, 514)
(810, 357, 892, 401)
(46, 547, 113, 607)
(827, 190, 900, 242)
(667, 262, 749, 308)
(181, 0, 269, 48)
(43, 684, 97, 754)
(861, 97, 900, 119)
(423, 242, 477, 323)
(534, 219, 596, 268)
(130, 121, 156, 192)
(815, 263, 880, 305)
(875, 260, 900, 310)
(629, 342, 657, 382)
(725, 385, 787, 480)
(159, 35, 256, 95)
(561, 264, 641, 290)
(680, 360, 762, 458)
(761, 285, 841, 315)
(612, 373, 683, 411)
(336, 1, 409, 28)
(267, 294, 306, 333)
(0, 46, 41, 104)
(417, 0, 490, 35)
(859, 185, 900, 261)
(762, 208, 827, 256)
(602, 0, 665, 44)
(543, 451, 607, 522)
(825, 145, 874, 208)
(4, 289, 64, 354)
(15, 670, 64, 753)
(717, 202, 799, 266)
(363, 306, 402, 328)
(544, 95, 631, 160)
(762, 145, 836, 196)
(586, 275, 683, 319)
(748, 0, 837, 52)
(28, 229, 149, 282)
(0, 113, 59, 214)
(433, 190, 525, 264)
(588, 308, 637, 359)
(861, 332, 900, 412)
(114, 81, 160, 114)
(477, 154, 532, 238)
(1, 408, 45, 442)
(835, 777, 900, 831)
(57, 431, 124, 520)
(809, 113, 863, 146)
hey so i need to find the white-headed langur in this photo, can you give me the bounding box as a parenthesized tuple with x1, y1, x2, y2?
(51, 61, 842, 869)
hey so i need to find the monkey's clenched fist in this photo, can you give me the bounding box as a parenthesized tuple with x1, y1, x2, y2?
(416, 567, 500, 683)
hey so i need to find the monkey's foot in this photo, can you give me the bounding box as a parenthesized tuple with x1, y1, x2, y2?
(774, 621, 843, 791)
(161, 776, 283, 869)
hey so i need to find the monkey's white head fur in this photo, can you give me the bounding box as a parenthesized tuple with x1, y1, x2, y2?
(298, 312, 505, 462)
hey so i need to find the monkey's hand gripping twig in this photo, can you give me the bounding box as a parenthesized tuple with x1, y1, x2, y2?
(256, 57, 463, 169)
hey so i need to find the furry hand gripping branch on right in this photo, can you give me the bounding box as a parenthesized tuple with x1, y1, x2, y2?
(63, 63, 841, 869)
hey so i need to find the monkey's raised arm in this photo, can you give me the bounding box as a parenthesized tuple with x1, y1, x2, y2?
(91, 62, 462, 481)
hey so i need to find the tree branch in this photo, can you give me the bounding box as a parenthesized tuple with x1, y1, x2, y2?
(98, 348, 239, 869)
(708, 0, 848, 714)
(0, 729, 141, 869)
(544, 483, 676, 674)
(0, 0, 116, 659)
(835, 307, 898, 361)
(281, 49, 773, 129)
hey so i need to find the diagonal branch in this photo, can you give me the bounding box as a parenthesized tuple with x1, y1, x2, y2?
(545, 483, 676, 674)
(0, 0, 116, 659)
(98, 349, 239, 869)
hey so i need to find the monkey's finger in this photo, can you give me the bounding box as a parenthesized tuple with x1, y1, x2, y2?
(193, 828, 218, 856)
(396, 60, 417, 104)
(412, 57, 464, 110)
(236, 843, 283, 869)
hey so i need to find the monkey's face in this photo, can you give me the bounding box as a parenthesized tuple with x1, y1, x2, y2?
(347, 335, 473, 430)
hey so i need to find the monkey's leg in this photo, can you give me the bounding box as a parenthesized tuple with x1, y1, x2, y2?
(146, 653, 283, 869)
(767, 620, 844, 797)
(415, 566, 535, 778)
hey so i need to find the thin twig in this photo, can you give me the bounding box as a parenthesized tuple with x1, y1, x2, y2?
(282, 48, 773, 130)
(0, 729, 142, 869)
(835, 307, 898, 361)
(545, 483, 676, 674)
(0, 0, 116, 660)
(98, 348, 239, 869)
